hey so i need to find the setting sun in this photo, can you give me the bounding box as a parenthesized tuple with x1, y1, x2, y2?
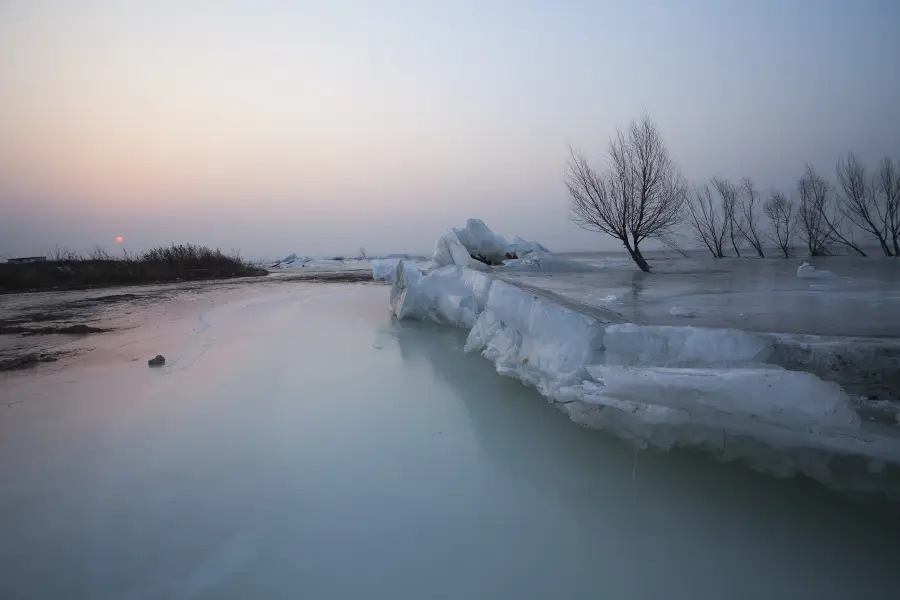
(115, 236, 124, 243)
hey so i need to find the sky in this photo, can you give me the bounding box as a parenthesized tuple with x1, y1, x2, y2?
(1, 0, 899, 259)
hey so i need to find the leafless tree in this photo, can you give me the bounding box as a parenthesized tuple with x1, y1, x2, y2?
(659, 233, 689, 258)
(735, 177, 765, 257)
(835, 153, 892, 256)
(797, 165, 833, 256)
(565, 115, 687, 272)
(877, 157, 900, 256)
(712, 178, 742, 257)
(685, 184, 726, 258)
(797, 164, 867, 256)
(764, 192, 797, 258)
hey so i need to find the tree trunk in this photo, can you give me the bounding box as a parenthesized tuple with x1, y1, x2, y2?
(730, 232, 741, 257)
(879, 238, 893, 257)
(631, 245, 652, 273)
(624, 239, 652, 272)
(893, 235, 900, 257)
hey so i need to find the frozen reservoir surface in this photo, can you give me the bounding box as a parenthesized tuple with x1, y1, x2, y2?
(511, 253, 900, 337)
(2, 284, 900, 599)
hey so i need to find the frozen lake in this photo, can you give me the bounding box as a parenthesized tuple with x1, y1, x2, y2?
(510, 253, 900, 337)
(2, 283, 900, 599)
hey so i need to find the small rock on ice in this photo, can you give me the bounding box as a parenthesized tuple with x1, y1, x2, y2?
(148, 355, 166, 367)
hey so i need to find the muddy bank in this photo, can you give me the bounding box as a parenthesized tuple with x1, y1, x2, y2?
(0, 349, 87, 373)
(0, 272, 376, 372)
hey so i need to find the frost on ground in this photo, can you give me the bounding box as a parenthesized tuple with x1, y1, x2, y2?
(376, 219, 900, 499)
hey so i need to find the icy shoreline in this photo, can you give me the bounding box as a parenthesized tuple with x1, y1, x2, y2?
(378, 220, 900, 499)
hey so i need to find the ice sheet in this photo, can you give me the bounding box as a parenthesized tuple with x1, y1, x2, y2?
(500, 255, 900, 337)
(5, 284, 900, 599)
(583, 365, 859, 427)
(381, 220, 900, 497)
(601, 323, 774, 366)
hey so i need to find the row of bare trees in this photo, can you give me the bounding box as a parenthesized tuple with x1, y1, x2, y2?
(688, 157, 900, 260)
(685, 178, 769, 258)
(565, 114, 900, 271)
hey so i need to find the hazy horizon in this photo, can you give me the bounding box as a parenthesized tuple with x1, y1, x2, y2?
(2, 0, 899, 259)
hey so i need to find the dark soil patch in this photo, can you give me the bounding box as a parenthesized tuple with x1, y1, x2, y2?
(0, 349, 87, 372)
(281, 272, 374, 283)
(0, 322, 109, 336)
(68, 293, 140, 306)
(15, 311, 75, 323)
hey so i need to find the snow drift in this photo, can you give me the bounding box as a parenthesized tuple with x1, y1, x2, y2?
(379, 219, 900, 497)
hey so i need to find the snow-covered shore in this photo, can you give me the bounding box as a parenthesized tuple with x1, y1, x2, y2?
(378, 220, 900, 498)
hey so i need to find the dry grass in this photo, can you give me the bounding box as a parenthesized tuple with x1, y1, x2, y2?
(1, 244, 267, 293)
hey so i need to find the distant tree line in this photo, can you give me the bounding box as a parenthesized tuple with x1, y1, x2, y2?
(565, 114, 900, 271)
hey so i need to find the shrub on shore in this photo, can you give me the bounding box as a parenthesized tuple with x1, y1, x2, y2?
(0, 244, 267, 293)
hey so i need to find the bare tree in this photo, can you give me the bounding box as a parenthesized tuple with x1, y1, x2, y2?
(713, 178, 742, 257)
(685, 184, 727, 258)
(565, 115, 687, 272)
(659, 233, 689, 258)
(835, 153, 892, 256)
(820, 204, 868, 257)
(797, 165, 832, 256)
(877, 157, 900, 256)
(764, 192, 797, 258)
(736, 177, 765, 257)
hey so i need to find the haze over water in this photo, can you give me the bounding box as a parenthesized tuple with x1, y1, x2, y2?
(2, 1, 899, 258)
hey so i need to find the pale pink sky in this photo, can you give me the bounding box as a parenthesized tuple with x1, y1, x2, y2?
(2, 0, 898, 259)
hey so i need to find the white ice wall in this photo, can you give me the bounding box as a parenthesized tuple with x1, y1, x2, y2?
(378, 220, 900, 498)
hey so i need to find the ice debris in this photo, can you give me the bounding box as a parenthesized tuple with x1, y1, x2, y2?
(391, 262, 491, 329)
(797, 261, 836, 279)
(669, 306, 698, 318)
(372, 259, 404, 283)
(379, 218, 900, 497)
